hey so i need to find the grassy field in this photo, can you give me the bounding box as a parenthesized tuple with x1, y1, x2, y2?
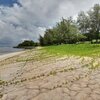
(43, 44, 100, 57)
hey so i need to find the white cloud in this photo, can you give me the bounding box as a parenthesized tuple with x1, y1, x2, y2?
(0, 0, 99, 46)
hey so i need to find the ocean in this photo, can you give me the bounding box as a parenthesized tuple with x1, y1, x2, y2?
(0, 47, 23, 55)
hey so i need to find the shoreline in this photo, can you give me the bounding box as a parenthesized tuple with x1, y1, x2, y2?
(0, 50, 26, 61)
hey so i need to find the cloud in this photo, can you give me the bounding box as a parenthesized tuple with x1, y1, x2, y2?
(0, 0, 99, 46)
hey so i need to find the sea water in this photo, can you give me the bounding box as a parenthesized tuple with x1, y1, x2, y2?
(0, 47, 23, 55)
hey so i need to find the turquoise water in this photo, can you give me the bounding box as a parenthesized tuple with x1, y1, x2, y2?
(0, 47, 23, 55)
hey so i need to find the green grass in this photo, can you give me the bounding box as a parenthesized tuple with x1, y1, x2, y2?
(43, 44, 100, 57)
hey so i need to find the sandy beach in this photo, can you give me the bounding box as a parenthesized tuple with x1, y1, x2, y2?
(0, 51, 25, 61)
(0, 49, 100, 100)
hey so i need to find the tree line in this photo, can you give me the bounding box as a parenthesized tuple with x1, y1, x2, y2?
(15, 40, 39, 49)
(39, 4, 100, 46)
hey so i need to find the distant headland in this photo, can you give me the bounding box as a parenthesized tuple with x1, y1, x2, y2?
(14, 40, 39, 49)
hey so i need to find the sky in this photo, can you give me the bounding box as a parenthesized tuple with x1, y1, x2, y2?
(0, 0, 100, 46)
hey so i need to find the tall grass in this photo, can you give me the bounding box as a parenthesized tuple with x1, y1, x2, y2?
(43, 44, 100, 57)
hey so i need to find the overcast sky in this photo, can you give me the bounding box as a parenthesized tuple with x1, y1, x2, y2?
(0, 0, 100, 46)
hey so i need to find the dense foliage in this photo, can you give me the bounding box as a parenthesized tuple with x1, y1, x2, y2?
(16, 40, 38, 48)
(77, 4, 100, 43)
(39, 18, 86, 46)
(39, 4, 100, 46)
